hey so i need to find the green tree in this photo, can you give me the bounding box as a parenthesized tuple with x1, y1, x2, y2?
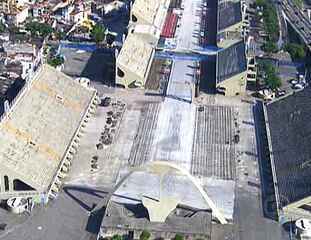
(111, 235, 122, 240)
(293, 0, 303, 8)
(284, 43, 306, 60)
(261, 61, 282, 90)
(140, 230, 151, 240)
(91, 24, 106, 45)
(256, 0, 279, 42)
(47, 55, 64, 68)
(0, 22, 5, 33)
(255, 0, 266, 7)
(265, 74, 281, 90)
(174, 234, 184, 240)
(262, 41, 278, 53)
(25, 21, 53, 38)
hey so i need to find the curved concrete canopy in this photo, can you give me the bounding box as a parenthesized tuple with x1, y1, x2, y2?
(92, 160, 228, 224)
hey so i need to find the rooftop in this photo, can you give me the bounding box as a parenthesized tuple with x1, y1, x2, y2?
(217, 40, 246, 83)
(102, 201, 212, 237)
(0, 65, 96, 193)
(266, 87, 311, 205)
(131, 0, 170, 29)
(117, 33, 154, 80)
(218, 0, 242, 32)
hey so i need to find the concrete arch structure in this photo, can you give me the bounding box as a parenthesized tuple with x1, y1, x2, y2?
(92, 160, 228, 224)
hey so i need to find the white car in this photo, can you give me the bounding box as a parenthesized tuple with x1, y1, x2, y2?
(293, 84, 304, 90)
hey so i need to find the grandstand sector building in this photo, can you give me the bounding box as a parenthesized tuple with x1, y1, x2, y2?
(216, 40, 247, 96)
(121, 0, 249, 97)
(198, 0, 248, 96)
(215, 0, 248, 96)
(0, 65, 98, 203)
(116, 33, 156, 88)
(117, 0, 172, 89)
(217, 0, 247, 49)
(218, 0, 242, 32)
(263, 87, 311, 220)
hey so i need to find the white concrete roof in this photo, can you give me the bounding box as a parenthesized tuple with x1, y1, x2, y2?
(117, 33, 154, 80)
(131, 0, 170, 29)
(132, 24, 160, 38)
(0, 65, 96, 192)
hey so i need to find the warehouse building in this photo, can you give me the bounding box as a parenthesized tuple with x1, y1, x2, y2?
(0, 65, 98, 203)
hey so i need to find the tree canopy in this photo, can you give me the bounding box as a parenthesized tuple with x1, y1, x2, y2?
(47, 55, 64, 68)
(255, 0, 280, 42)
(111, 235, 122, 240)
(260, 61, 282, 90)
(262, 41, 278, 53)
(174, 234, 184, 240)
(284, 43, 306, 60)
(139, 230, 151, 240)
(25, 21, 53, 38)
(0, 22, 5, 33)
(91, 24, 106, 45)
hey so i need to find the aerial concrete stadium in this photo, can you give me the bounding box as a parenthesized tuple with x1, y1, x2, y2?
(91, 0, 250, 239)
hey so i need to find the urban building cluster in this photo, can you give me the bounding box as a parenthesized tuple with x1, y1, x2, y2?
(116, 0, 250, 97)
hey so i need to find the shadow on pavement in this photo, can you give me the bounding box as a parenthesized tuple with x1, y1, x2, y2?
(63, 185, 108, 212)
(81, 49, 115, 87)
(86, 207, 106, 235)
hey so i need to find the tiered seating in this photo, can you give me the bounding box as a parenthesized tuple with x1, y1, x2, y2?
(128, 104, 160, 166)
(161, 12, 178, 38)
(191, 105, 235, 180)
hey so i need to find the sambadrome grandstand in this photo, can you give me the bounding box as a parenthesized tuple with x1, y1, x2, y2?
(0, 65, 99, 204)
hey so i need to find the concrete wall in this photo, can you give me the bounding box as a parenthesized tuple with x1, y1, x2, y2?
(0, 164, 40, 199)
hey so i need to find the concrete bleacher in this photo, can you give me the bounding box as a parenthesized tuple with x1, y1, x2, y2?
(161, 11, 178, 38)
(128, 104, 161, 166)
(191, 105, 236, 180)
(0, 65, 98, 200)
(129, 101, 235, 180)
